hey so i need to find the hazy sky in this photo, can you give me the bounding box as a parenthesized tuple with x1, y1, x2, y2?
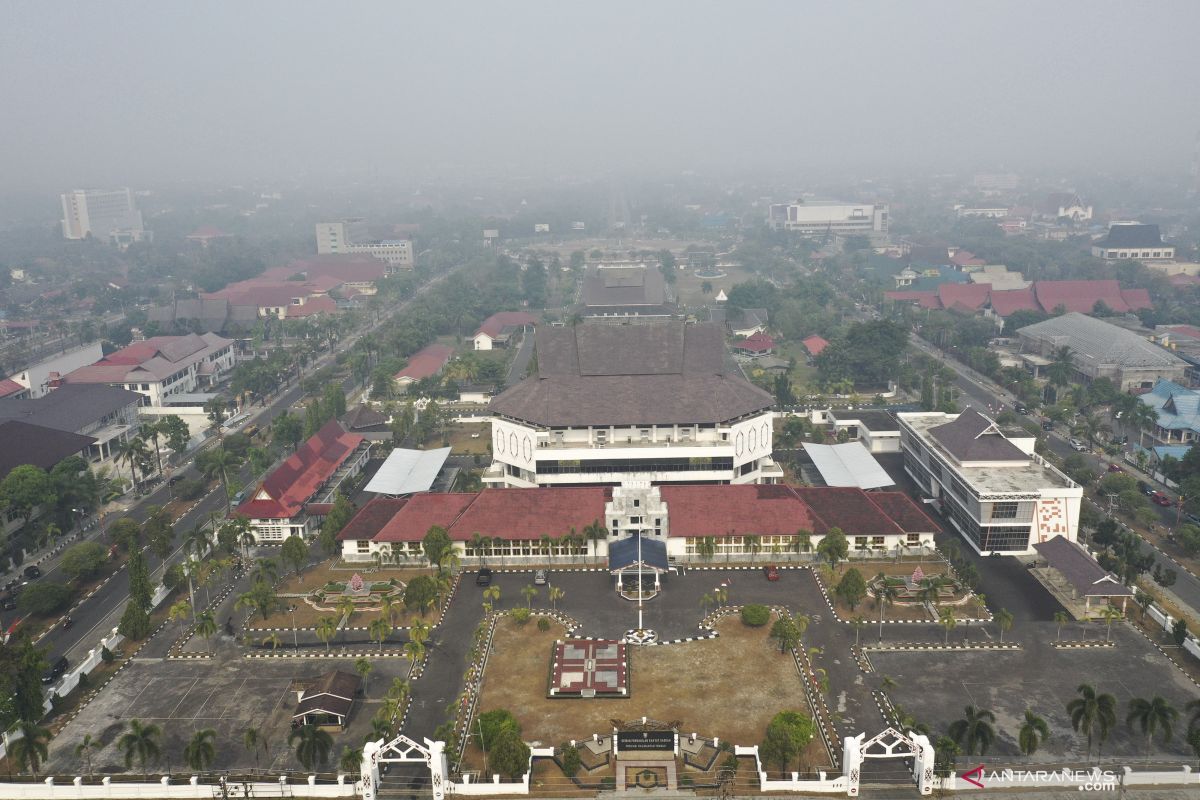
(3, 1, 1200, 192)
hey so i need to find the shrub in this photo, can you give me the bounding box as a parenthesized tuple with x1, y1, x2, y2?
(511, 608, 531, 625)
(679, 774, 694, 787)
(560, 744, 581, 777)
(740, 604, 771, 627)
(101, 645, 114, 662)
(537, 617, 551, 632)
(173, 478, 206, 500)
(18, 581, 72, 615)
(600, 777, 616, 789)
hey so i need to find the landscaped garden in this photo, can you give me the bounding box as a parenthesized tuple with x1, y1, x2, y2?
(821, 560, 988, 622)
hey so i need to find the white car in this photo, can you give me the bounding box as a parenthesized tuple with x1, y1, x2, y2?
(1068, 438, 1087, 452)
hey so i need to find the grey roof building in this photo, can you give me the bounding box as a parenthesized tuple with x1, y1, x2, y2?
(578, 264, 676, 319)
(0, 384, 142, 467)
(1091, 224, 1175, 261)
(1016, 312, 1188, 391)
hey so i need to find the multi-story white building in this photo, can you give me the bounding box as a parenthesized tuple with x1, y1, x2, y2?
(60, 188, 146, 243)
(767, 201, 888, 237)
(1090, 223, 1176, 262)
(61, 332, 236, 407)
(484, 323, 783, 487)
(315, 219, 413, 269)
(6, 341, 104, 398)
(899, 408, 1082, 555)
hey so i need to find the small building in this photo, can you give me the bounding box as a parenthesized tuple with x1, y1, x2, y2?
(236, 421, 370, 542)
(474, 312, 537, 350)
(731, 332, 775, 357)
(804, 442, 895, 488)
(578, 263, 676, 319)
(185, 226, 233, 246)
(293, 670, 361, 730)
(829, 410, 901, 453)
(0, 421, 96, 538)
(0, 384, 143, 473)
(394, 344, 455, 390)
(1091, 224, 1175, 262)
(802, 335, 830, 359)
(342, 404, 390, 434)
(1037, 193, 1092, 223)
(1032, 536, 1133, 618)
(728, 308, 769, 338)
(1137, 379, 1200, 448)
(0, 379, 29, 400)
(5, 341, 104, 399)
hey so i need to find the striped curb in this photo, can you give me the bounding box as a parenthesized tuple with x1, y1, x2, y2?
(1126, 620, 1200, 693)
(1052, 641, 1116, 649)
(790, 639, 840, 770)
(246, 651, 410, 659)
(862, 642, 1021, 652)
(872, 689, 899, 728)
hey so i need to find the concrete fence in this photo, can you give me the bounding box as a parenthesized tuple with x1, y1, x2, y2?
(0, 775, 355, 799)
(734, 745, 848, 794)
(1146, 603, 1200, 661)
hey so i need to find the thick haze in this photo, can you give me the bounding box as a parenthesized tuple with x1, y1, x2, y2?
(3, 1, 1200, 192)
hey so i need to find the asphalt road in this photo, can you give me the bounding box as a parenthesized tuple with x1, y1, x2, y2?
(909, 334, 1200, 617)
(20, 268, 457, 665)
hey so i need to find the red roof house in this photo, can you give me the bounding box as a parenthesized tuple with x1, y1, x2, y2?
(987, 287, 1039, 317)
(661, 484, 826, 539)
(1033, 280, 1147, 314)
(395, 344, 455, 384)
(236, 421, 367, 538)
(802, 335, 830, 357)
(0, 378, 28, 399)
(732, 332, 776, 355)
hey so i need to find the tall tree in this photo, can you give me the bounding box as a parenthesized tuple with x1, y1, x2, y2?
(948, 705, 996, 756)
(816, 527, 848, 568)
(0, 465, 54, 530)
(289, 724, 333, 771)
(118, 719, 162, 778)
(1126, 696, 1179, 752)
(1018, 710, 1050, 756)
(1067, 684, 1117, 760)
(183, 728, 217, 772)
(9, 721, 50, 777)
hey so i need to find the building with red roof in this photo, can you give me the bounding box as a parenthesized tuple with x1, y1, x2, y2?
(185, 226, 232, 246)
(802, 335, 830, 358)
(237, 420, 370, 542)
(394, 344, 455, 387)
(885, 279, 1154, 321)
(61, 332, 234, 406)
(337, 482, 936, 564)
(473, 312, 538, 350)
(0, 379, 29, 400)
(731, 331, 776, 356)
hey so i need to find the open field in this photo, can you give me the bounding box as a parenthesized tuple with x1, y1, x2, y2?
(674, 264, 755, 309)
(422, 421, 491, 455)
(471, 615, 830, 769)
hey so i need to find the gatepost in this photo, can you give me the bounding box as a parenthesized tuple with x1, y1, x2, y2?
(910, 732, 935, 795)
(842, 734, 863, 797)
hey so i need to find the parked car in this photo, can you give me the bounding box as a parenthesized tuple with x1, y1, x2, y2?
(764, 565, 780, 581)
(1151, 492, 1172, 507)
(22, 565, 41, 580)
(1041, 420, 1054, 431)
(1107, 463, 1124, 473)
(1068, 438, 1087, 452)
(1137, 481, 1154, 496)
(42, 656, 68, 684)
(0, 593, 16, 611)
(243, 424, 260, 437)
(1014, 403, 1028, 415)
(534, 569, 548, 585)
(475, 567, 493, 586)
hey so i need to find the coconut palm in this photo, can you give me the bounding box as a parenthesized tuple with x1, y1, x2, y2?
(1127, 696, 1179, 752)
(316, 615, 338, 653)
(948, 706, 996, 756)
(409, 618, 432, 646)
(916, 577, 943, 606)
(1054, 611, 1070, 642)
(483, 584, 501, 610)
(75, 732, 98, 778)
(289, 724, 333, 771)
(355, 658, 373, 693)
(1045, 346, 1075, 388)
(1098, 605, 1123, 642)
(404, 639, 425, 672)
(339, 745, 364, 773)
(261, 631, 283, 650)
(369, 616, 392, 652)
(521, 584, 539, 609)
(10, 721, 51, 777)
(699, 593, 714, 616)
(243, 727, 267, 770)
(195, 610, 218, 653)
(168, 599, 192, 641)
(183, 728, 217, 772)
(548, 585, 565, 612)
(850, 616, 867, 647)
(1018, 710, 1050, 756)
(995, 608, 1014, 643)
(870, 573, 898, 642)
(118, 719, 162, 778)
(468, 533, 493, 565)
(583, 520, 608, 563)
(1067, 684, 1118, 760)
(937, 606, 957, 644)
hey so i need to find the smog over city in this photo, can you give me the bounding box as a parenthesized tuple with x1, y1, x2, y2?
(1, 3, 1200, 799)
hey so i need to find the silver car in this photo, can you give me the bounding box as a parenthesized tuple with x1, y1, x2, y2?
(534, 569, 547, 585)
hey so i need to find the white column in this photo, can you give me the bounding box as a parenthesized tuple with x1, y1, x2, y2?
(842, 734, 863, 797)
(427, 738, 449, 800)
(361, 740, 381, 800)
(911, 733, 935, 795)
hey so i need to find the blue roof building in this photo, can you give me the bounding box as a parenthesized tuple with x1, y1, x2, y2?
(1139, 379, 1200, 447)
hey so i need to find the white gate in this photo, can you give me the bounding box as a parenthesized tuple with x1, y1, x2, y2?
(842, 727, 935, 796)
(361, 735, 449, 800)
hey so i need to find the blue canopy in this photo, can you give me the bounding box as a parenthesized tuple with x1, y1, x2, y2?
(608, 534, 669, 572)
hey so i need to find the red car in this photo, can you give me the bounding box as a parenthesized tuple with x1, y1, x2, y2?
(764, 565, 780, 581)
(1107, 463, 1124, 473)
(1151, 492, 1172, 507)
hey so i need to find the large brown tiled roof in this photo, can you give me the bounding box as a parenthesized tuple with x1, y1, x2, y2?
(490, 323, 772, 426)
(928, 408, 1028, 463)
(1032, 536, 1133, 597)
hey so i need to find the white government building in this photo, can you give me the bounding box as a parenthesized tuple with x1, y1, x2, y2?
(483, 322, 783, 488)
(767, 200, 889, 237)
(315, 218, 413, 269)
(899, 408, 1082, 555)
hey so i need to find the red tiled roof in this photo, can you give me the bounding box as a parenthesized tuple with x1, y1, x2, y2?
(865, 492, 939, 534)
(950, 250, 985, 267)
(236, 421, 364, 520)
(286, 295, 338, 318)
(988, 287, 1039, 316)
(1167, 273, 1200, 288)
(1161, 324, 1200, 340)
(0, 379, 25, 398)
(452, 487, 610, 541)
(885, 291, 941, 310)
(1033, 280, 1132, 314)
(1119, 288, 1152, 310)
(396, 344, 454, 381)
(734, 332, 775, 353)
(660, 484, 827, 538)
(276, 256, 387, 284)
(792, 487, 905, 537)
(937, 282, 991, 311)
(337, 497, 409, 542)
(802, 335, 830, 356)
(374, 493, 478, 542)
(477, 311, 538, 338)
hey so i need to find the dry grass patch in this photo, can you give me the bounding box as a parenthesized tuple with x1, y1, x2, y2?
(472, 615, 830, 769)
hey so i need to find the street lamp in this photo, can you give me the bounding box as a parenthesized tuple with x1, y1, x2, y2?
(289, 604, 298, 650)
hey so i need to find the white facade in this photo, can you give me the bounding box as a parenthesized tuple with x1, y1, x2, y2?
(60, 188, 144, 241)
(955, 206, 1009, 219)
(473, 332, 495, 350)
(898, 411, 1081, 555)
(1091, 244, 1176, 262)
(767, 201, 888, 236)
(8, 342, 104, 398)
(316, 219, 413, 269)
(483, 412, 783, 488)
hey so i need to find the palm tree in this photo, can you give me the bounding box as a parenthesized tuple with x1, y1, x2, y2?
(583, 520, 607, 564)
(339, 745, 364, 774)
(1018, 710, 1050, 756)
(483, 584, 501, 611)
(521, 584, 538, 609)
(1127, 401, 1160, 448)
(871, 573, 898, 642)
(113, 436, 146, 489)
(355, 658, 373, 693)
(1074, 413, 1111, 448)
(261, 631, 283, 650)
(1127, 696, 1179, 752)
(184, 728, 217, 772)
(199, 447, 240, 511)
(316, 615, 338, 653)
(140, 421, 166, 477)
(195, 610, 218, 653)
(916, 577, 943, 606)
(1098, 605, 1123, 642)
(10, 721, 51, 778)
(404, 639, 425, 673)
(1067, 684, 1118, 760)
(548, 585, 565, 612)
(995, 608, 1014, 643)
(118, 719, 162, 778)
(369, 616, 392, 652)
(410, 618, 432, 646)
(880, 675, 897, 696)
(948, 705, 997, 756)
(468, 533, 493, 565)
(1045, 345, 1075, 389)
(75, 732, 98, 778)
(289, 724, 334, 771)
(243, 727, 266, 771)
(938, 606, 957, 644)
(850, 616, 867, 647)
(1054, 611, 1070, 642)
(699, 593, 714, 616)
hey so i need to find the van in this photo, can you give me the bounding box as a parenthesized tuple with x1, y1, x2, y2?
(42, 656, 68, 684)
(243, 424, 260, 438)
(22, 565, 41, 580)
